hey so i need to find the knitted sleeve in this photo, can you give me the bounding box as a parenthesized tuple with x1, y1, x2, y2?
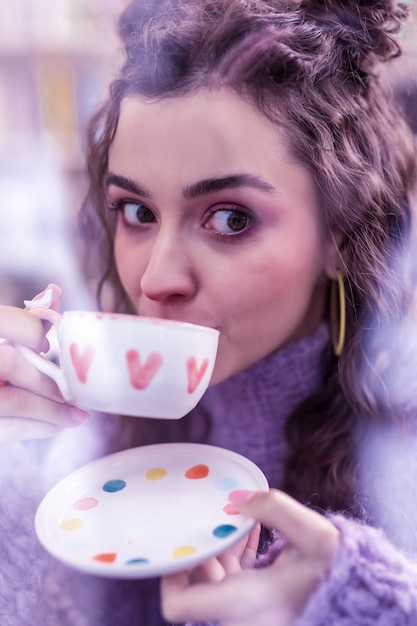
(295, 514, 417, 626)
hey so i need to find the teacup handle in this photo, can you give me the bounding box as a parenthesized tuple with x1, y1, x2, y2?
(15, 307, 73, 402)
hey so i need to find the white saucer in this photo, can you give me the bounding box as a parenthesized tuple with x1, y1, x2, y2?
(35, 443, 268, 578)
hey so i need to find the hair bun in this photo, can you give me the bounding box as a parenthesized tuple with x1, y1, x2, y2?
(301, 0, 410, 68)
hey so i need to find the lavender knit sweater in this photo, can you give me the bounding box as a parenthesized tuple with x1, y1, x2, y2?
(1, 325, 417, 625)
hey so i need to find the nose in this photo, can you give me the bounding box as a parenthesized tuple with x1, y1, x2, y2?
(140, 228, 197, 302)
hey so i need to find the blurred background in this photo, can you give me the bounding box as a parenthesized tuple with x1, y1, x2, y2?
(0, 0, 126, 309)
(0, 0, 416, 311)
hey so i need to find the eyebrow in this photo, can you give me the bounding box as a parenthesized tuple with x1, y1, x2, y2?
(106, 172, 275, 199)
(184, 174, 276, 198)
(106, 173, 151, 197)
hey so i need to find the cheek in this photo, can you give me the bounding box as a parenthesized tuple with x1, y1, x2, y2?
(217, 243, 326, 334)
(220, 250, 302, 307)
(114, 234, 141, 297)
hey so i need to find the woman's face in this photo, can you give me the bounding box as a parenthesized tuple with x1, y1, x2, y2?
(108, 90, 339, 384)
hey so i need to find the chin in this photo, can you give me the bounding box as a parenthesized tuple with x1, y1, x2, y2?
(207, 356, 248, 386)
(207, 360, 232, 387)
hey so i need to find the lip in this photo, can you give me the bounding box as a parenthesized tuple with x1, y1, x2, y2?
(141, 317, 219, 334)
(138, 311, 218, 332)
(136, 300, 220, 331)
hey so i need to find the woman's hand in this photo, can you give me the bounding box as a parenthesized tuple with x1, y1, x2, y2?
(0, 284, 89, 441)
(161, 489, 340, 626)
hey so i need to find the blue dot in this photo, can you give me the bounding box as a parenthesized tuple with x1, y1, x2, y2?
(126, 558, 149, 565)
(213, 524, 237, 538)
(102, 479, 126, 493)
(215, 477, 238, 491)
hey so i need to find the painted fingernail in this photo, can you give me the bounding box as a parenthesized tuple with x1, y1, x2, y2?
(70, 407, 90, 423)
(46, 283, 62, 295)
(41, 337, 51, 353)
(228, 490, 256, 504)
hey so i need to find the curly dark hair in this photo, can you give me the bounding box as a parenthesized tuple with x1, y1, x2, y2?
(79, 0, 417, 514)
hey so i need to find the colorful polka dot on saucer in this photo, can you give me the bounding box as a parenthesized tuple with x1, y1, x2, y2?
(35, 443, 268, 578)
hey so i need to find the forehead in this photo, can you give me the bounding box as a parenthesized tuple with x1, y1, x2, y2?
(111, 89, 287, 161)
(108, 89, 316, 205)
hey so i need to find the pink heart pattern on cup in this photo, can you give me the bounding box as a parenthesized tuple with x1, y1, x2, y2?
(69, 344, 209, 394)
(126, 350, 163, 390)
(186, 356, 209, 393)
(69, 343, 95, 384)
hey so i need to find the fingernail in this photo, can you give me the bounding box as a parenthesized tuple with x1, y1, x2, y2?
(46, 283, 62, 295)
(70, 407, 90, 423)
(228, 490, 256, 504)
(41, 337, 51, 353)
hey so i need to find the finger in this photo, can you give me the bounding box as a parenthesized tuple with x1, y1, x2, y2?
(161, 571, 192, 622)
(240, 522, 261, 569)
(162, 569, 258, 624)
(216, 523, 260, 574)
(231, 490, 339, 559)
(24, 283, 62, 312)
(0, 342, 64, 401)
(0, 307, 47, 352)
(189, 556, 226, 583)
(161, 571, 226, 623)
(43, 283, 61, 311)
(0, 386, 89, 428)
(24, 283, 62, 347)
(0, 417, 62, 442)
(216, 541, 247, 576)
(189, 525, 260, 585)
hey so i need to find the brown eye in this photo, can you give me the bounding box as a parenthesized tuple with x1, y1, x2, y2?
(123, 203, 156, 225)
(205, 208, 250, 235)
(226, 211, 249, 232)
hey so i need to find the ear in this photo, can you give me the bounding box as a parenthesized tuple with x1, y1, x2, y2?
(323, 231, 345, 280)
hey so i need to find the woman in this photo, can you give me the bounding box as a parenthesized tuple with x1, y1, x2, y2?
(1, 0, 417, 624)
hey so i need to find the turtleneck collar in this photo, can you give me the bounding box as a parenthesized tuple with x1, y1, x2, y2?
(196, 324, 330, 488)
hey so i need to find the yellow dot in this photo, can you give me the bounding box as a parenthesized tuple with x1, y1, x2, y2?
(59, 518, 83, 531)
(172, 545, 197, 559)
(146, 467, 168, 481)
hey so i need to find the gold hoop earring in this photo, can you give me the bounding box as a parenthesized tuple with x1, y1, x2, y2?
(330, 269, 346, 357)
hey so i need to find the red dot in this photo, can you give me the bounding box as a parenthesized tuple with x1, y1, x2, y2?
(185, 464, 209, 479)
(93, 553, 117, 563)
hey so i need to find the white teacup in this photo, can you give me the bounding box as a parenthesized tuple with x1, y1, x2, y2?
(17, 310, 219, 419)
